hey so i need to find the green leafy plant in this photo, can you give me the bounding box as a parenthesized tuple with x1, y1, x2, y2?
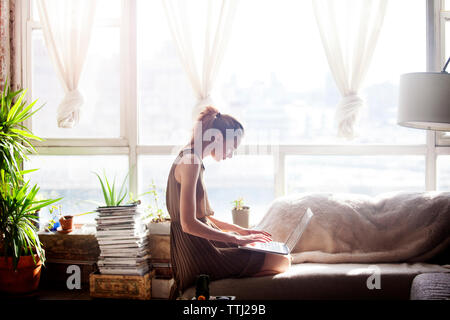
(0, 79, 60, 271)
(0, 79, 43, 184)
(231, 197, 245, 210)
(141, 179, 170, 223)
(94, 170, 130, 207)
(0, 176, 61, 270)
(74, 210, 96, 217)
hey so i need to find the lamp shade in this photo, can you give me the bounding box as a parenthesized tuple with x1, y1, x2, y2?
(398, 72, 450, 130)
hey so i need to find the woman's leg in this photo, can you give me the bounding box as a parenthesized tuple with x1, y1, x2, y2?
(252, 253, 291, 277)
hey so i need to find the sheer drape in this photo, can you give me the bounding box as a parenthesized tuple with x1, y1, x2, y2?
(312, 0, 388, 139)
(36, 0, 97, 128)
(162, 0, 238, 121)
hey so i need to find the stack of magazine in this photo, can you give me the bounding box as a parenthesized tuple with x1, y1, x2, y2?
(95, 204, 151, 275)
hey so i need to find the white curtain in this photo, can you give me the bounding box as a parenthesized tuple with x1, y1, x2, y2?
(162, 0, 239, 121)
(312, 0, 388, 139)
(36, 0, 97, 128)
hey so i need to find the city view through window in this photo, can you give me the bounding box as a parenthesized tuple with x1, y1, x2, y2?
(26, 0, 437, 226)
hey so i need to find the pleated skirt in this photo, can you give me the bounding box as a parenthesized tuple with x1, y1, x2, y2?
(169, 217, 266, 299)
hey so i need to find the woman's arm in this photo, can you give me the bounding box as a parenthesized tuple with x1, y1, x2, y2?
(208, 215, 272, 239)
(207, 215, 245, 234)
(178, 156, 270, 245)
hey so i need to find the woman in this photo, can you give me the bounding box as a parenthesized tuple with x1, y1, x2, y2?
(165, 106, 290, 299)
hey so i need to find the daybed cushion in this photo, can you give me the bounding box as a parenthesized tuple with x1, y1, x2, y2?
(410, 272, 450, 300)
(181, 263, 450, 300)
(256, 192, 450, 264)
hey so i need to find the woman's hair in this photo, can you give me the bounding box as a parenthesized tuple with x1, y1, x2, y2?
(188, 106, 244, 148)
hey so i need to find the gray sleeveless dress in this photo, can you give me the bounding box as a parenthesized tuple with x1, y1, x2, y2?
(165, 147, 266, 299)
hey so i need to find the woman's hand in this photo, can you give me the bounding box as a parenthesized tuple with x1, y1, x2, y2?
(233, 233, 272, 246)
(238, 228, 272, 239)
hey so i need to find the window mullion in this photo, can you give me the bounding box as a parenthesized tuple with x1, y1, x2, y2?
(423, 0, 440, 190)
(121, 0, 138, 197)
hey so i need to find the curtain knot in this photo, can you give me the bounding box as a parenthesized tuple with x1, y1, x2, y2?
(335, 94, 364, 139)
(57, 89, 84, 128)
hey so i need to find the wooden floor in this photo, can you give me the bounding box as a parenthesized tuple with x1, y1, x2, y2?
(0, 288, 171, 300)
(37, 288, 92, 300)
(0, 287, 92, 300)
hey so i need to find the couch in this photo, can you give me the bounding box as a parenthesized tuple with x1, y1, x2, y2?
(182, 262, 449, 300)
(181, 192, 450, 300)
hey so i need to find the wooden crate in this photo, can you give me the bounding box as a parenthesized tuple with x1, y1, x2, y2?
(89, 270, 155, 300)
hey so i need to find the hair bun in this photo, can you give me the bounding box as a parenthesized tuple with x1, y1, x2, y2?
(196, 106, 219, 122)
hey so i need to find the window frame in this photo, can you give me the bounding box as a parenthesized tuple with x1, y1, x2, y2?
(19, 0, 449, 205)
(436, 0, 450, 145)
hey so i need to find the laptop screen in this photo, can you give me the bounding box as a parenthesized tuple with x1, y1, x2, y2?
(285, 208, 314, 251)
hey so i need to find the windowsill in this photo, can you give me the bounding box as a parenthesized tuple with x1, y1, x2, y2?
(38, 224, 97, 236)
(38, 229, 95, 236)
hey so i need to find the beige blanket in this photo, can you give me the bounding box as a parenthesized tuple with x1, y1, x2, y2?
(256, 192, 450, 264)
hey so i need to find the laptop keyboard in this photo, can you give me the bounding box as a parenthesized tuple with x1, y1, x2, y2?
(249, 241, 285, 251)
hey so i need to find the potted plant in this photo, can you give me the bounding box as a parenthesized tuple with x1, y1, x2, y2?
(0, 179, 59, 294)
(142, 180, 170, 235)
(231, 197, 250, 228)
(94, 170, 133, 208)
(45, 204, 95, 233)
(49, 205, 73, 233)
(59, 215, 73, 233)
(0, 80, 60, 294)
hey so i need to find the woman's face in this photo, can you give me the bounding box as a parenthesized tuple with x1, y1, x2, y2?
(211, 134, 242, 162)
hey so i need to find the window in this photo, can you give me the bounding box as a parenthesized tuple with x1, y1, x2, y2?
(217, 0, 425, 145)
(30, 0, 121, 139)
(137, 0, 195, 145)
(437, 155, 450, 190)
(137, 155, 174, 213)
(447, 20, 450, 58)
(23, 0, 439, 227)
(286, 155, 425, 195)
(24, 155, 128, 226)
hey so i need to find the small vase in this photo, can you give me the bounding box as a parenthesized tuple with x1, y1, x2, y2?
(59, 215, 73, 232)
(232, 206, 250, 228)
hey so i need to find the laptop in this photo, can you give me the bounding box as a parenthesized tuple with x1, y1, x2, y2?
(238, 208, 314, 255)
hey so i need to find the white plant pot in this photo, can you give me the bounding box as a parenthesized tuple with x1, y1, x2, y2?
(232, 207, 250, 228)
(148, 221, 171, 235)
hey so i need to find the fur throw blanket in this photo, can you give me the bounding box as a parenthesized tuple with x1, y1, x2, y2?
(256, 192, 450, 264)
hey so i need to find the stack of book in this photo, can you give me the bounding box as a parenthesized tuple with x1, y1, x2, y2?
(95, 204, 151, 275)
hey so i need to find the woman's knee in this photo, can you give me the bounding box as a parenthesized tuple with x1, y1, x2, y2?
(277, 254, 291, 272)
(264, 253, 291, 273)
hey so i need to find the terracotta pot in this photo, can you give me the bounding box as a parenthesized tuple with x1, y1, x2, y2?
(59, 215, 73, 231)
(232, 206, 250, 228)
(0, 254, 42, 294)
